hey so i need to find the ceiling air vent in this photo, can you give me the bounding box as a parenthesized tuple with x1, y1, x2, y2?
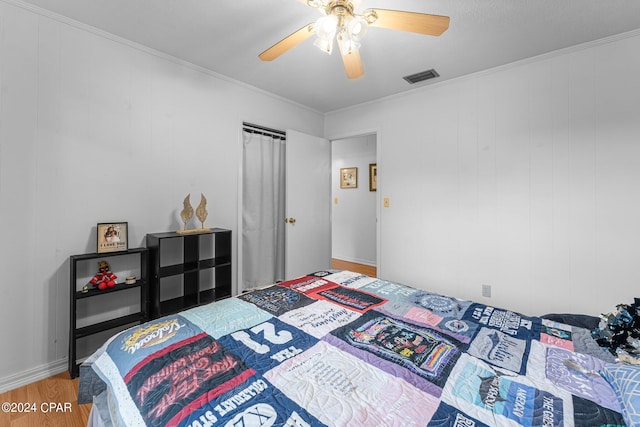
(403, 69, 440, 84)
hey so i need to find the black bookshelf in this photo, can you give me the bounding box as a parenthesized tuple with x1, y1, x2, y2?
(146, 229, 231, 318)
(68, 247, 149, 378)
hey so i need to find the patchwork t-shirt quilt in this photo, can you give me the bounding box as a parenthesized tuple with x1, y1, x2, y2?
(79, 271, 634, 427)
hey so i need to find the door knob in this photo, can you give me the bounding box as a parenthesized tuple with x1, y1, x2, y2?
(285, 217, 296, 224)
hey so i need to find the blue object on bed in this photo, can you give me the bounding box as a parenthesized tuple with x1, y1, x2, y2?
(78, 271, 631, 426)
(601, 363, 640, 427)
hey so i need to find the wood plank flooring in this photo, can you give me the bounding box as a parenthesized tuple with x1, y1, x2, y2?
(0, 372, 90, 426)
(331, 258, 377, 277)
(0, 260, 375, 426)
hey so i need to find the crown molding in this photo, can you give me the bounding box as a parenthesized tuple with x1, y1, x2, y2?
(327, 27, 640, 116)
(1, 0, 323, 116)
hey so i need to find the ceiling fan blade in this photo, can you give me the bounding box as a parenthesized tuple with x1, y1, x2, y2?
(341, 49, 364, 79)
(367, 9, 450, 36)
(259, 23, 315, 61)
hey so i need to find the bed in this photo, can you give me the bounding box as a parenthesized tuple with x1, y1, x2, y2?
(78, 270, 639, 427)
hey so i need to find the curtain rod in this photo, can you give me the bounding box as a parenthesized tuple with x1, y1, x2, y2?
(243, 122, 286, 139)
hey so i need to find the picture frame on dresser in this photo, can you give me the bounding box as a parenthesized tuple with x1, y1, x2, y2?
(97, 222, 128, 254)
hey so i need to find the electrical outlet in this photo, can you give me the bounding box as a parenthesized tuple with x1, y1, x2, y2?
(482, 284, 491, 298)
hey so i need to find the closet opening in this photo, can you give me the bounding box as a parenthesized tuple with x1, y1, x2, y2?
(241, 122, 286, 292)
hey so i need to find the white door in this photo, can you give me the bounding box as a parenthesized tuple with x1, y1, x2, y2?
(284, 129, 331, 279)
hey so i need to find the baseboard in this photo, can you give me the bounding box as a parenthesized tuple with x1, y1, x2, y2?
(332, 255, 376, 267)
(0, 358, 68, 394)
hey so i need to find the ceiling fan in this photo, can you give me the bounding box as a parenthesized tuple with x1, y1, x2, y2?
(258, 0, 450, 79)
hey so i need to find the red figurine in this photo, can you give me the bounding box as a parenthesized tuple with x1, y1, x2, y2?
(90, 260, 117, 290)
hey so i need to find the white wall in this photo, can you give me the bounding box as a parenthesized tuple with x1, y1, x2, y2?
(0, 1, 324, 391)
(3, 0, 640, 394)
(331, 134, 376, 265)
(326, 32, 640, 318)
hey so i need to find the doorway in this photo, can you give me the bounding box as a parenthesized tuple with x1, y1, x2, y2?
(241, 123, 286, 292)
(330, 133, 377, 276)
(240, 125, 331, 293)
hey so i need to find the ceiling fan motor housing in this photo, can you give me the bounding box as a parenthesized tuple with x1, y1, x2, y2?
(326, 0, 354, 18)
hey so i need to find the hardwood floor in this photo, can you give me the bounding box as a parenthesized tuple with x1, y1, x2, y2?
(331, 258, 377, 277)
(0, 372, 91, 426)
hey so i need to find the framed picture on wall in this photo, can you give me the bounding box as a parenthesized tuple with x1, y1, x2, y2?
(340, 167, 358, 188)
(97, 222, 128, 254)
(369, 163, 377, 191)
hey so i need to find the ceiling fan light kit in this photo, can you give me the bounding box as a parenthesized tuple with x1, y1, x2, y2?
(259, 0, 450, 79)
(313, 15, 339, 54)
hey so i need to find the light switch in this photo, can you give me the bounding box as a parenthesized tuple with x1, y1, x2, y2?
(334, 197, 338, 205)
(384, 197, 390, 208)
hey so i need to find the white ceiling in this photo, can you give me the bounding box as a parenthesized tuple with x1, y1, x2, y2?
(15, 0, 640, 112)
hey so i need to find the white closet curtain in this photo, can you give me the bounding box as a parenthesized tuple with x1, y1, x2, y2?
(242, 130, 286, 291)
